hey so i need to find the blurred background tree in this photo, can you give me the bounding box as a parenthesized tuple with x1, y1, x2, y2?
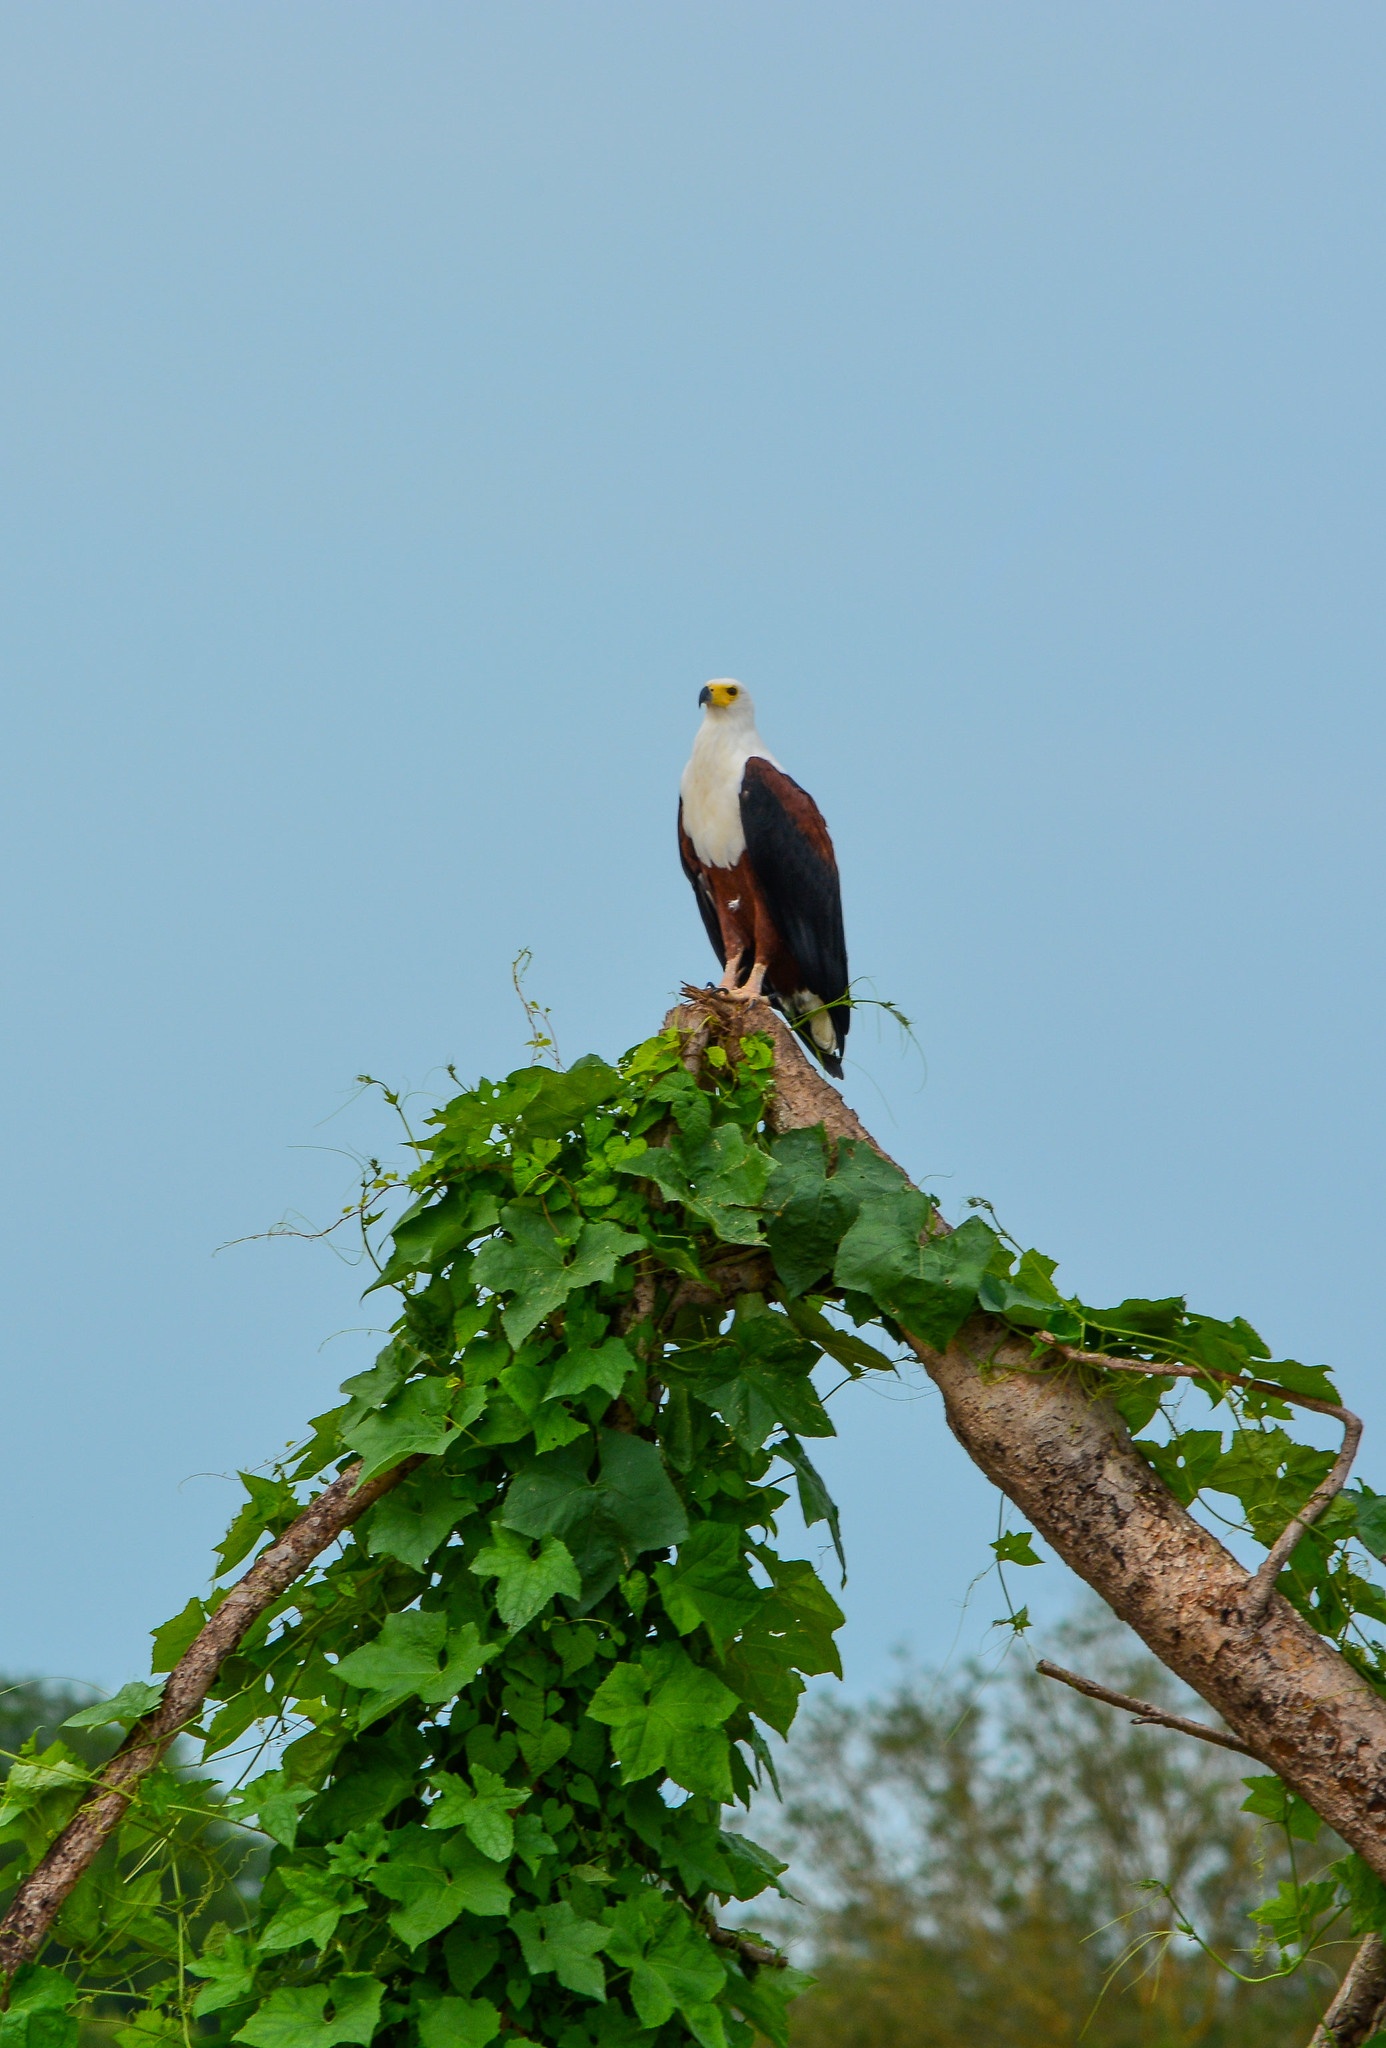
(762, 1606, 1346, 2048)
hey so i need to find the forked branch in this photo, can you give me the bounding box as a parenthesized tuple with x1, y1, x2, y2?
(1033, 1334, 1363, 1622)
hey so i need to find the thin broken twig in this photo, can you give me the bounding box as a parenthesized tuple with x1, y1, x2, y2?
(1036, 1659, 1257, 1757)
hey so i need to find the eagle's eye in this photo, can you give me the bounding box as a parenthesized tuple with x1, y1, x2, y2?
(726, 687, 738, 698)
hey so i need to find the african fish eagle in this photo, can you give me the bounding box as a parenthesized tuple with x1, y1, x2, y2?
(678, 680, 849, 1077)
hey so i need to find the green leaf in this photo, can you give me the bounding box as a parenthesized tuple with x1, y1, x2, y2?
(724, 1958, 813, 2048)
(1241, 1774, 1323, 1842)
(1250, 1357, 1342, 1404)
(782, 1297, 894, 1376)
(369, 1827, 513, 1947)
(343, 1376, 466, 1486)
(225, 1768, 315, 1850)
(214, 1473, 301, 1576)
(234, 1976, 383, 2048)
(340, 1342, 410, 1417)
(426, 1765, 529, 1861)
(835, 1204, 995, 1350)
(335, 1613, 499, 1728)
(764, 1129, 862, 1298)
(691, 1303, 832, 1451)
(1247, 1876, 1338, 1955)
(512, 1900, 608, 1999)
(545, 1337, 635, 1404)
(473, 1209, 641, 1347)
(655, 1522, 762, 1650)
(513, 1810, 559, 1872)
(718, 1559, 844, 1736)
(1137, 1429, 1224, 1507)
(149, 1595, 207, 1674)
(1332, 1852, 1386, 1936)
(1109, 1371, 1172, 1435)
(63, 1680, 162, 1729)
(587, 1642, 737, 1796)
(603, 1892, 726, 2041)
(1085, 1296, 1188, 1345)
(365, 1466, 481, 1572)
(1212, 1428, 1334, 1544)
(258, 1867, 363, 1955)
(1, 1968, 79, 2047)
(621, 1121, 772, 1245)
(302, 1722, 424, 1838)
(469, 1527, 581, 1630)
(509, 1057, 622, 1140)
(417, 1998, 501, 2048)
(188, 1932, 261, 2018)
(1354, 1485, 1386, 1560)
(0, 1743, 88, 1825)
(376, 1189, 477, 1286)
(830, 1139, 914, 1205)
(991, 1531, 1041, 1567)
(1, 1975, 73, 2025)
(0, 2011, 78, 2048)
(778, 1433, 846, 1583)
(501, 1430, 688, 1608)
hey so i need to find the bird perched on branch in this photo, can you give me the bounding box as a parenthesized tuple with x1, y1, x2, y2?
(678, 679, 849, 1076)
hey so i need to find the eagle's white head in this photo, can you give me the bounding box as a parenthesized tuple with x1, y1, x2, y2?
(681, 679, 778, 867)
(697, 678, 756, 728)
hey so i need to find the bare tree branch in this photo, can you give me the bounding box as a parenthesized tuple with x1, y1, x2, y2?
(0, 1455, 421, 1975)
(706, 1923, 787, 1971)
(1035, 1659, 1257, 1756)
(1306, 1932, 1386, 2048)
(1032, 1334, 1363, 1621)
(663, 994, 1386, 1902)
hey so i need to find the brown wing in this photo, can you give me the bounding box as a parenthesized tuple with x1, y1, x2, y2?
(678, 800, 726, 968)
(739, 755, 849, 1055)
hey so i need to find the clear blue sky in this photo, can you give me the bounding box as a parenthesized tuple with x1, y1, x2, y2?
(2, 3, 1384, 1701)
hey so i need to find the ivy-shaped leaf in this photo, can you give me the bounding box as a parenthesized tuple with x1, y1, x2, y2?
(620, 1122, 771, 1245)
(469, 1527, 582, 1630)
(416, 1999, 500, 2048)
(654, 1522, 762, 1650)
(501, 1430, 688, 1609)
(426, 1765, 529, 1861)
(587, 1643, 737, 1797)
(334, 1614, 498, 1728)
(63, 1681, 162, 1730)
(234, 1977, 383, 2048)
(511, 1900, 608, 1999)
(368, 1828, 513, 1948)
(343, 1377, 474, 1487)
(473, 1209, 641, 1347)
(602, 1892, 726, 2043)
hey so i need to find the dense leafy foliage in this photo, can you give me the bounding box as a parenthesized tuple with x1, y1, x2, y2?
(7, 1015, 1386, 2045)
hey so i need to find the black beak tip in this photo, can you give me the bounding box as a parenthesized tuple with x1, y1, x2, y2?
(698, 685, 711, 707)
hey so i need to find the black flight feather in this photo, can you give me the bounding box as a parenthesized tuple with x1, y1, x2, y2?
(739, 758, 849, 1070)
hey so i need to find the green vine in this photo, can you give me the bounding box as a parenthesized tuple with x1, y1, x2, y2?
(4, 1012, 1386, 2045)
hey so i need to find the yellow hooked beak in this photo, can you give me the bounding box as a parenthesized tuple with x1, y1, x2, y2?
(698, 681, 741, 709)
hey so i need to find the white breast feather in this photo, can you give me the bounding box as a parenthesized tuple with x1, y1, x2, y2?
(680, 717, 781, 869)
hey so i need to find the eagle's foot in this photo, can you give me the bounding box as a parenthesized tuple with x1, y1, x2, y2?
(714, 961, 768, 999)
